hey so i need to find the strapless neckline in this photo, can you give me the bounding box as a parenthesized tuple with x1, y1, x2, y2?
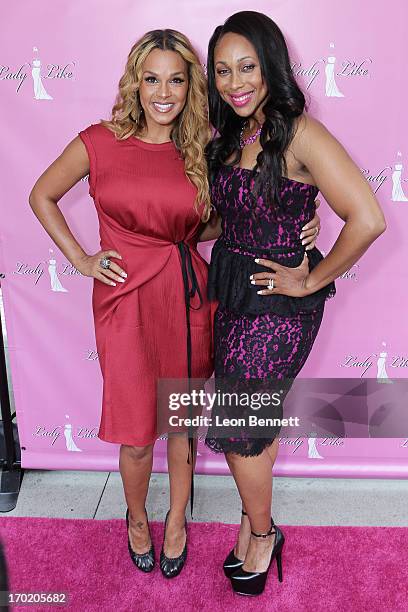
(225, 165, 318, 190)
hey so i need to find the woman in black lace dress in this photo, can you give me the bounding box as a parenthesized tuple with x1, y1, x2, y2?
(204, 12, 386, 595)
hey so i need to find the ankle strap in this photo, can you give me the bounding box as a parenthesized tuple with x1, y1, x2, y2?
(250, 518, 275, 539)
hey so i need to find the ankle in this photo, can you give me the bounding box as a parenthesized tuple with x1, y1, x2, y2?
(167, 509, 186, 525)
(250, 518, 275, 538)
(249, 530, 276, 553)
(250, 533, 274, 545)
(129, 509, 148, 527)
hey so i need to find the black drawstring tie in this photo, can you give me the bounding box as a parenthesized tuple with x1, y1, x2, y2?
(177, 241, 203, 518)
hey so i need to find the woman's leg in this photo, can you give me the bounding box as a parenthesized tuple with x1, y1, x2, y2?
(164, 433, 197, 556)
(119, 443, 154, 553)
(226, 446, 278, 572)
(228, 437, 280, 560)
(209, 306, 324, 570)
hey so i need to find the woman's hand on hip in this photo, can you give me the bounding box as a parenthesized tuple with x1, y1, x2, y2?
(250, 253, 311, 298)
(299, 198, 321, 249)
(75, 250, 127, 286)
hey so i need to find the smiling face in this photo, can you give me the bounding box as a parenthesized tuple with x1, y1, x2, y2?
(214, 32, 268, 119)
(138, 48, 189, 135)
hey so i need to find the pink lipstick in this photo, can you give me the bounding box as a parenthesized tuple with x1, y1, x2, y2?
(229, 90, 254, 107)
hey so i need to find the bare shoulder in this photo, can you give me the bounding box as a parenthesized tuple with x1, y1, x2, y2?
(288, 113, 385, 226)
(292, 114, 334, 154)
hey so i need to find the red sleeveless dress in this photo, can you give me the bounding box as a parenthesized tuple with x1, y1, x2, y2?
(79, 124, 213, 446)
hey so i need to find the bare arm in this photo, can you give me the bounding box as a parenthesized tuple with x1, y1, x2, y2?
(252, 115, 386, 297)
(197, 209, 222, 242)
(297, 115, 386, 293)
(29, 136, 126, 286)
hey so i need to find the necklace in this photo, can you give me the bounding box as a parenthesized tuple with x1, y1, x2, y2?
(239, 121, 263, 148)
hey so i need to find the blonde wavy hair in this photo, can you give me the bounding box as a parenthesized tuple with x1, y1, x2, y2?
(101, 29, 212, 221)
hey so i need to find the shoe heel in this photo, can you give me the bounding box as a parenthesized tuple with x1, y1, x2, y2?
(276, 549, 283, 582)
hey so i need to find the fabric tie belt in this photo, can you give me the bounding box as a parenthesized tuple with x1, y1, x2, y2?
(176, 241, 203, 517)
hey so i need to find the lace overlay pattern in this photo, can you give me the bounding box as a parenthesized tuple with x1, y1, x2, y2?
(205, 166, 334, 456)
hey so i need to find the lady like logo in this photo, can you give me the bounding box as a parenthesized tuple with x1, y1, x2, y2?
(391, 152, 408, 202)
(341, 342, 408, 378)
(292, 42, 372, 95)
(13, 249, 82, 289)
(0, 46, 75, 97)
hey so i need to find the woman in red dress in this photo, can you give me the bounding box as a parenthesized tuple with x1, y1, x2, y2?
(29, 29, 320, 578)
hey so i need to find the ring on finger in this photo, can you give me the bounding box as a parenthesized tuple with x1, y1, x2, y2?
(100, 256, 111, 270)
(267, 277, 274, 290)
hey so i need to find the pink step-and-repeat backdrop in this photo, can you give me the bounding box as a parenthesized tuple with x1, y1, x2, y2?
(1, 0, 407, 477)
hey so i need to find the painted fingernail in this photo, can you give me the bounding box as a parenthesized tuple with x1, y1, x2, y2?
(300, 233, 304, 239)
(301, 239, 306, 245)
(249, 275, 254, 280)
(254, 258, 260, 263)
(111, 282, 116, 286)
(118, 278, 125, 283)
(257, 290, 264, 295)
(121, 272, 127, 278)
(251, 280, 256, 285)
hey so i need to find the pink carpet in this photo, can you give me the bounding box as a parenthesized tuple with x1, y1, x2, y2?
(0, 518, 407, 612)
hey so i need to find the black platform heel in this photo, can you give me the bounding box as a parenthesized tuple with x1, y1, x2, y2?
(126, 507, 155, 572)
(223, 509, 248, 578)
(160, 510, 187, 578)
(230, 517, 285, 596)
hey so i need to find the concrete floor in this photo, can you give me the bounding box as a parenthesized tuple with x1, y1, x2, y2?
(4, 470, 408, 526)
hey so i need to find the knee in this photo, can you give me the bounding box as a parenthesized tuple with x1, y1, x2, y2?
(122, 443, 153, 462)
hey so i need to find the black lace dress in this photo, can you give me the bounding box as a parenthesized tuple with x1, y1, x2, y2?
(204, 166, 335, 456)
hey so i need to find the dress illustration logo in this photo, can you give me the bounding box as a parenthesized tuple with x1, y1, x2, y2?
(64, 414, 82, 452)
(325, 43, 344, 97)
(32, 47, 52, 100)
(307, 424, 324, 459)
(391, 152, 408, 202)
(377, 341, 393, 384)
(48, 249, 68, 292)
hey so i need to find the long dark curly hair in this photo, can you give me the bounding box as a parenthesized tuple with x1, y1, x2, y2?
(206, 11, 306, 207)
